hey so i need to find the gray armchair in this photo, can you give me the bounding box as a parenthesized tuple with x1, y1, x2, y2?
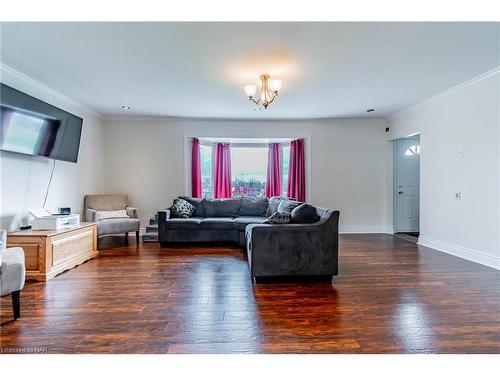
(0, 229, 26, 320)
(84, 194, 141, 242)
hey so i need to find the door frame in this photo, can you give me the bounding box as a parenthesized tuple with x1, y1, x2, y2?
(393, 134, 421, 234)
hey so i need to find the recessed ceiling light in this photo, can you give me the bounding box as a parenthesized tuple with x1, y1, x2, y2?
(366, 108, 375, 113)
(121, 105, 131, 110)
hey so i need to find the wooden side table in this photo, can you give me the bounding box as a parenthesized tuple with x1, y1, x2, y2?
(6, 222, 98, 281)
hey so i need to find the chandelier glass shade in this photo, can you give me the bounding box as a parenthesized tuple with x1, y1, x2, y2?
(243, 74, 282, 109)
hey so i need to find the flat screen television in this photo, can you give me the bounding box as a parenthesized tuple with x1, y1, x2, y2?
(0, 83, 83, 163)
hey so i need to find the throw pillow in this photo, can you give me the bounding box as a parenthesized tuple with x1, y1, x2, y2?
(96, 210, 129, 221)
(266, 196, 294, 216)
(291, 203, 320, 224)
(179, 196, 205, 217)
(263, 211, 291, 224)
(277, 199, 302, 214)
(171, 198, 195, 218)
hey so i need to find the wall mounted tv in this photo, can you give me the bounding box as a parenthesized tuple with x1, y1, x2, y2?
(0, 83, 83, 163)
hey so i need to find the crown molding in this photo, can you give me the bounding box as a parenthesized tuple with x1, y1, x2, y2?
(387, 66, 500, 121)
(0, 63, 104, 120)
(103, 114, 386, 123)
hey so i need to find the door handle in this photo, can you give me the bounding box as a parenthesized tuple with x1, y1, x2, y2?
(398, 191, 403, 195)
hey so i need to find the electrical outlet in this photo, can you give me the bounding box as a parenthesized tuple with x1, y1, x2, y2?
(458, 149, 464, 158)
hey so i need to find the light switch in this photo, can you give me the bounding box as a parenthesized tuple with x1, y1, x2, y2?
(455, 192, 461, 200)
(458, 149, 464, 158)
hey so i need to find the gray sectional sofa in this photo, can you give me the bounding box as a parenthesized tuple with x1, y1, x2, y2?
(157, 196, 340, 281)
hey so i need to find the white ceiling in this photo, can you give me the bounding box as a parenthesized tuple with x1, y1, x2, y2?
(1, 22, 498, 119)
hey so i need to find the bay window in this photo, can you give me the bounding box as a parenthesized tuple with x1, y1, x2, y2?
(197, 138, 293, 198)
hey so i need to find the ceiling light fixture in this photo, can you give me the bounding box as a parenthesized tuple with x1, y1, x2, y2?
(243, 74, 282, 109)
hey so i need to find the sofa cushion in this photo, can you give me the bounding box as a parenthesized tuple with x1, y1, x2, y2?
(239, 197, 268, 216)
(179, 196, 205, 217)
(165, 217, 202, 230)
(97, 218, 141, 236)
(291, 203, 320, 224)
(204, 198, 241, 217)
(233, 216, 267, 231)
(277, 199, 303, 214)
(200, 217, 235, 230)
(263, 211, 291, 224)
(171, 198, 195, 218)
(266, 196, 292, 216)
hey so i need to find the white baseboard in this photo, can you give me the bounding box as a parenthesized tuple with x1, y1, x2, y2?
(383, 226, 395, 235)
(418, 236, 500, 270)
(339, 226, 392, 234)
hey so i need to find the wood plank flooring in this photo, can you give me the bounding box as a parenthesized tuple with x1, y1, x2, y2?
(1, 234, 499, 354)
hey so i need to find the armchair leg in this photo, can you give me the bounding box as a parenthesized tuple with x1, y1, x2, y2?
(12, 290, 20, 320)
(136, 231, 140, 244)
(125, 232, 129, 242)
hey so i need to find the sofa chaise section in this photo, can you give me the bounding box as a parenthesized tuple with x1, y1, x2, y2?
(245, 208, 339, 280)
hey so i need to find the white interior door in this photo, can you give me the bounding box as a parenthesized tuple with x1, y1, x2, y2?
(394, 137, 420, 233)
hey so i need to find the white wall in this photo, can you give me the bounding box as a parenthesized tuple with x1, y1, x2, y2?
(0, 65, 106, 231)
(386, 68, 500, 269)
(103, 117, 390, 233)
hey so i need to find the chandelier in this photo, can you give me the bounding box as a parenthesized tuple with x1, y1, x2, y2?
(243, 74, 282, 109)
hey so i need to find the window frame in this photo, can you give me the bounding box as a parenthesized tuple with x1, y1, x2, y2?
(230, 144, 269, 198)
(184, 135, 311, 201)
(199, 142, 214, 198)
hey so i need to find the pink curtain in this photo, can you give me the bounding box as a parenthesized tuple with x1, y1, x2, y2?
(214, 143, 232, 198)
(265, 143, 282, 197)
(287, 139, 306, 201)
(191, 138, 202, 198)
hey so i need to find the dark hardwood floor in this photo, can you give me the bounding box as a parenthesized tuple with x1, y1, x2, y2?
(1, 234, 499, 354)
